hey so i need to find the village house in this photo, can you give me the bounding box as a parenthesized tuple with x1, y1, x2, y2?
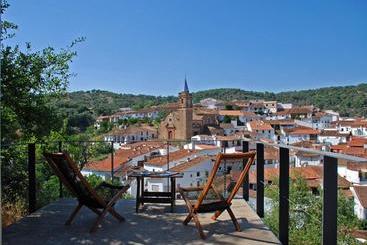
(107, 108, 160, 123)
(199, 98, 225, 109)
(276, 103, 293, 111)
(331, 137, 367, 158)
(192, 110, 219, 136)
(292, 151, 322, 167)
(103, 124, 158, 145)
(241, 100, 277, 114)
(296, 111, 334, 130)
(249, 166, 351, 196)
(170, 155, 214, 191)
(317, 129, 349, 145)
(144, 149, 201, 172)
(218, 110, 259, 127)
(351, 185, 367, 220)
(219, 123, 237, 135)
(280, 126, 320, 145)
(82, 141, 167, 181)
(334, 119, 367, 136)
(143, 149, 218, 192)
(247, 120, 275, 141)
(338, 162, 367, 185)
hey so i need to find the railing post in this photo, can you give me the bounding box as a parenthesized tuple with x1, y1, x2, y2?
(58, 141, 63, 198)
(323, 156, 337, 245)
(111, 141, 114, 180)
(223, 141, 228, 197)
(279, 147, 289, 245)
(256, 143, 264, 218)
(167, 141, 170, 191)
(242, 141, 249, 201)
(28, 143, 36, 213)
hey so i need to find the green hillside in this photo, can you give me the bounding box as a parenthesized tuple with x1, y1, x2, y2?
(193, 83, 367, 117)
(53, 83, 367, 132)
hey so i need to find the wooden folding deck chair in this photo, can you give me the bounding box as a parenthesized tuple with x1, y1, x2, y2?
(44, 152, 130, 233)
(178, 151, 256, 239)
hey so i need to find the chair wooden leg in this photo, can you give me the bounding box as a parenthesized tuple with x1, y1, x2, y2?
(192, 213, 206, 239)
(183, 213, 193, 225)
(211, 209, 224, 220)
(90, 208, 109, 233)
(65, 203, 83, 225)
(227, 207, 241, 231)
(108, 208, 125, 222)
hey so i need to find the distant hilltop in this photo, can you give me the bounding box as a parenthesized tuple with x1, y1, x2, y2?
(59, 83, 367, 119)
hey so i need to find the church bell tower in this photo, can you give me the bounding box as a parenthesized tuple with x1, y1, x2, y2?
(177, 78, 193, 140)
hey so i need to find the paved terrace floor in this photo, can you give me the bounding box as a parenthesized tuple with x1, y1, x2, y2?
(3, 199, 280, 245)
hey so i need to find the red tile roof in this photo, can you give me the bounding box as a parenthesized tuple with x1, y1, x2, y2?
(145, 149, 198, 166)
(248, 120, 273, 131)
(170, 156, 213, 172)
(346, 162, 367, 171)
(84, 142, 164, 172)
(349, 137, 367, 147)
(284, 127, 320, 135)
(265, 120, 295, 126)
(249, 166, 350, 189)
(219, 110, 256, 117)
(353, 185, 367, 208)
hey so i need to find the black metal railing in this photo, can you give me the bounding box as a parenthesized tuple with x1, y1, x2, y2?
(3, 138, 367, 245)
(240, 139, 367, 245)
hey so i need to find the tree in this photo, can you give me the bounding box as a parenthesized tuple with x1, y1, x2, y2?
(1, 2, 84, 144)
(1, 1, 83, 225)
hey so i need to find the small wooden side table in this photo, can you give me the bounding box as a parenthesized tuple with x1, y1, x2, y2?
(128, 171, 183, 213)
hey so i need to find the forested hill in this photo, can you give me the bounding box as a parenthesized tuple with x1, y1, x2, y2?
(193, 83, 367, 117)
(56, 84, 367, 128)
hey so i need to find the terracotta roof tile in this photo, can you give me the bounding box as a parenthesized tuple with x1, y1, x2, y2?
(284, 127, 320, 135)
(346, 162, 367, 171)
(219, 110, 257, 117)
(170, 156, 213, 172)
(145, 149, 198, 166)
(248, 120, 273, 131)
(84, 141, 165, 172)
(353, 185, 367, 208)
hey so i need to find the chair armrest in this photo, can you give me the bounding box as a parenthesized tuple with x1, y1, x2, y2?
(179, 186, 204, 192)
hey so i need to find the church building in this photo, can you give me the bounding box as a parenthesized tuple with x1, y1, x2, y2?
(159, 79, 193, 140)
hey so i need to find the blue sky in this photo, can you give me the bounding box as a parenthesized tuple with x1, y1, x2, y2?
(4, 0, 367, 95)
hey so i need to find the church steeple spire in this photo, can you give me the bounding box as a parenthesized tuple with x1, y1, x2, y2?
(184, 76, 189, 92)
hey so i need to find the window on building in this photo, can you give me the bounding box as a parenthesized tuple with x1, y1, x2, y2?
(197, 172, 200, 177)
(205, 171, 209, 177)
(360, 171, 367, 181)
(197, 181, 200, 187)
